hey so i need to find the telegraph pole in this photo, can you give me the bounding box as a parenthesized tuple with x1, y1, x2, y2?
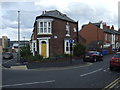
(23, 36, 25, 46)
(18, 11, 20, 62)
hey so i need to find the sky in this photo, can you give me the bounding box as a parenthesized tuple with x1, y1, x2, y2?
(0, 0, 120, 41)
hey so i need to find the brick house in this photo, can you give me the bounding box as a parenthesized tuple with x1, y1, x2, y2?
(79, 22, 120, 52)
(30, 10, 81, 57)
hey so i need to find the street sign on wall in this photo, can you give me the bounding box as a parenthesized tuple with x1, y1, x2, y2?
(69, 39, 73, 43)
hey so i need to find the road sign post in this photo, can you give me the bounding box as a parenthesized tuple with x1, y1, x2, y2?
(69, 39, 73, 64)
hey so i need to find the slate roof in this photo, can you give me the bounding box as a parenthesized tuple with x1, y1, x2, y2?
(82, 22, 120, 35)
(82, 22, 101, 29)
(36, 10, 77, 23)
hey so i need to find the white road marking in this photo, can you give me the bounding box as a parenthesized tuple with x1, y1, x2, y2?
(103, 69, 106, 72)
(0, 80, 56, 88)
(80, 68, 103, 77)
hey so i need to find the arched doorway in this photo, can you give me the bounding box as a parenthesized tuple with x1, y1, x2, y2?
(41, 41, 47, 57)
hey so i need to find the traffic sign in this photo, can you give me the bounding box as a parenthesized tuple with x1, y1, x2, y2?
(69, 39, 73, 43)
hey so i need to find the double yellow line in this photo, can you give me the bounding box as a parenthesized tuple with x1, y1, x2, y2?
(102, 77, 120, 90)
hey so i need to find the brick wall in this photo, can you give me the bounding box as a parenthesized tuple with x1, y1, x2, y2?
(34, 17, 78, 57)
(79, 23, 104, 46)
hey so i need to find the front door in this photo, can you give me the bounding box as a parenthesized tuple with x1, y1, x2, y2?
(41, 41, 47, 57)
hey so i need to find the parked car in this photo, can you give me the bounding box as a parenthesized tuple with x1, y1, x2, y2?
(83, 51, 103, 62)
(109, 52, 120, 70)
(2, 52, 13, 59)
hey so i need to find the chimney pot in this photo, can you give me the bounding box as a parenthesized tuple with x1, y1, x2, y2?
(107, 26, 110, 29)
(111, 25, 114, 30)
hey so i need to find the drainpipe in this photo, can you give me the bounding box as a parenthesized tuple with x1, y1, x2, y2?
(76, 21, 79, 44)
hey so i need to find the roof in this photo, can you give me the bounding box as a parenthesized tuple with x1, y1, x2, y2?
(36, 10, 77, 23)
(102, 29, 113, 34)
(82, 22, 101, 29)
(82, 22, 120, 35)
(102, 29, 120, 35)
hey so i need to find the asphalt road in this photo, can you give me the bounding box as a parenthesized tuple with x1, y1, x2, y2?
(2, 54, 120, 89)
(2, 53, 19, 68)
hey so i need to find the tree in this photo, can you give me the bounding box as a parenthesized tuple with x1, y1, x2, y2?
(20, 44, 31, 57)
(73, 43, 86, 56)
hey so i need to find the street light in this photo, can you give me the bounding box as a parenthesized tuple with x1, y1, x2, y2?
(18, 11, 20, 62)
(23, 36, 25, 46)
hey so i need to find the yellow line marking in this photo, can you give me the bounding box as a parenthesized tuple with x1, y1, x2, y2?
(102, 77, 120, 90)
(108, 80, 120, 90)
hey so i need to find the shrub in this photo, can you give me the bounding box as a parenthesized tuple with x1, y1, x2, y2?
(73, 43, 86, 57)
(20, 53, 43, 63)
(20, 45, 31, 57)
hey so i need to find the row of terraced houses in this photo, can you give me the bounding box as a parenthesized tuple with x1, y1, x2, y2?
(30, 10, 120, 57)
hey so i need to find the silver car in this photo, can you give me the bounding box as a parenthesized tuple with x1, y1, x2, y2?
(2, 52, 13, 59)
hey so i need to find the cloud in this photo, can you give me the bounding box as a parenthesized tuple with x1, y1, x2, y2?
(61, 1, 118, 30)
(0, 0, 119, 41)
(0, 27, 32, 40)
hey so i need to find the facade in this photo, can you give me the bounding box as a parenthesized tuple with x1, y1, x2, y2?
(2, 36, 10, 49)
(0, 39, 2, 53)
(0, 36, 10, 52)
(79, 22, 120, 51)
(30, 10, 79, 57)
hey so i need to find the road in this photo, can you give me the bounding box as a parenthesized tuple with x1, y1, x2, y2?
(2, 54, 120, 89)
(2, 53, 19, 68)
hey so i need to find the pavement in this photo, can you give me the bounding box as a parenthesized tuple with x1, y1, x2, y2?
(26, 59, 89, 70)
(2, 58, 88, 70)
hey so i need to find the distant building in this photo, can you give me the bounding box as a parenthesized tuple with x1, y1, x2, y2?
(0, 39, 2, 53)
(10, 41, 29, 47)
(79, 21, 120, 52)
(2, 36, 10, 49)
(10, 41, 29, 52)
(0, 36, 10, 52)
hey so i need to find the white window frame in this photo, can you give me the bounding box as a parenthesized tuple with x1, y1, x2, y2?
(32, 40, 37, 56)
(64, 40, 73, 54)
(37, 19, 53, 35)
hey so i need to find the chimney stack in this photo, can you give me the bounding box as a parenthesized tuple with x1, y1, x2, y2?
(42, 11, 45, 14)
(118, 28, 120, 32)
(111, 25, 114, 30)
(107, 26, 110, 29)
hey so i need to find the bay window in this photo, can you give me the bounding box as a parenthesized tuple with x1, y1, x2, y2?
(37, 19, 53, 34)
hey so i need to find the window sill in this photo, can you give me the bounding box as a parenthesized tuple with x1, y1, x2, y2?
(66, 34, 70, 36)
(37, 33, 52, 35)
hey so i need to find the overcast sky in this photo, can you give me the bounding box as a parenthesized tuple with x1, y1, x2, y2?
(0, 0, 120, 41)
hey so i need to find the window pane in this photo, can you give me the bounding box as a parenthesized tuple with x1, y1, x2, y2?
(48, 22, 51, 27)
(40, 28, 43, 33)
(66, 42, 69, 46)
(44, 22, 47, 27)
(44, 28, 47, 33)
(40, 22, 43, 27)
(48, 28, 51, 33)
(66, 47, 69, 51)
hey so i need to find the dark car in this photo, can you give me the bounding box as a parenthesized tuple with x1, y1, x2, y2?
(2, 52, 13, 59)
(109, 52, 120, 70)
(83, 51, 103, 62)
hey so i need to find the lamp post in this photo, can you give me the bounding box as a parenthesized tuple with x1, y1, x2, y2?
(18, 11, 20, 62)
(23, 36, 25, 46)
